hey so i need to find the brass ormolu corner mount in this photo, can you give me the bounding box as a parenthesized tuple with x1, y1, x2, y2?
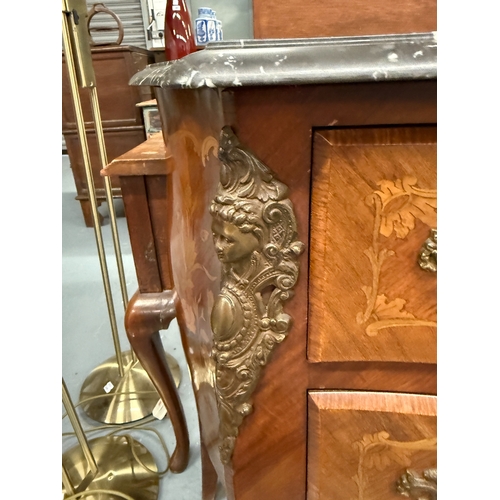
(418, 228, 437, 272)
(396, 468, 437, 499)
(210, 127, 304, 463)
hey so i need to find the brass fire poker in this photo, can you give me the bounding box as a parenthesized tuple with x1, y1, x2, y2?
(62, 0, 180, 425)
(62, 379, 159, 500)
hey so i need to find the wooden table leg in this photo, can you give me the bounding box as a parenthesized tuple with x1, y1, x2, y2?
(125, 289, 190, 473)
(79, 198, 104, 228)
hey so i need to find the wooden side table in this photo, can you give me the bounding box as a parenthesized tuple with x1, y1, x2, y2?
(101, 132, 190, 473)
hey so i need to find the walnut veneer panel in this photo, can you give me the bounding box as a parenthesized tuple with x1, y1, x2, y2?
(307, 391, 437, 500)
(253, 0, 436, 39)
(309, 126, 436, 363)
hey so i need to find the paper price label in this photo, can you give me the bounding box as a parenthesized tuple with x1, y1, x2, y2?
(152, 399, 168, 420)
(103, 381, 114, 393)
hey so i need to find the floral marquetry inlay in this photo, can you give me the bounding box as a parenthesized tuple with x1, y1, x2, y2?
(356, 177, 437, 337)
(353, 431, 437, 500)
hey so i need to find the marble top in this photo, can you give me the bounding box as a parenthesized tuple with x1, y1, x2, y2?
(130, 32, 437, 90)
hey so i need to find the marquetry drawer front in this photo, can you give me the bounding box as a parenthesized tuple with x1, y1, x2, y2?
(308, 126, 437, 363)
(307, 391, 437, 500)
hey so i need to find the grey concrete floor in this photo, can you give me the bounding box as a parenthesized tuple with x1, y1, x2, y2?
(62, 154, 225, 499)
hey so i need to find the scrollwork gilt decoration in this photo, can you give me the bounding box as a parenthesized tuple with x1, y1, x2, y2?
(418, 229, 437, 272)
(210, 127, 304, 463)
(396, 468, 437, 499)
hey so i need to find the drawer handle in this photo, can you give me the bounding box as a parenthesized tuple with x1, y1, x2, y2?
(418, 228, 437, 272)
(396, 468, 437, 499)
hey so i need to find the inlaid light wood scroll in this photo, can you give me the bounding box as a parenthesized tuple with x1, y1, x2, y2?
(307, 391, 437, 500)
(353, 431, 437, 500)
(210, 127, 304, 463)
(308, 127, 437, 363)
(357, 177, 437, 337)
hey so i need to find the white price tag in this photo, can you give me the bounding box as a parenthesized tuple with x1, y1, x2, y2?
(103, 381, 114, 394)
(152, 399, 168, 420)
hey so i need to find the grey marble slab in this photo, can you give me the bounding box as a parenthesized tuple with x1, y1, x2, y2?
(130, 32, 437, 90)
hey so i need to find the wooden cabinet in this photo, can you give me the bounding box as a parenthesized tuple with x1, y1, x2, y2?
(62, 45, 155, 226)
(253, 0, 436, 39)
(128, 34, 437, 499)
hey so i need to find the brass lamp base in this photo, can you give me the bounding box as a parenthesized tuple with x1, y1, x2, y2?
(62, 434, 159, 500)
(79, 350, 181, 424)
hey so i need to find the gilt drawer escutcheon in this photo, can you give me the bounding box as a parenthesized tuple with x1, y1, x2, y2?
(418, 229, 437, 273)
(396, 468, 437, 499)
(354, 431, 437, 500)
(210, 127, 305, 463)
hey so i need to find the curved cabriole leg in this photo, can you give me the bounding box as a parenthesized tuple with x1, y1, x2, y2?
(125, 289, 190, 473)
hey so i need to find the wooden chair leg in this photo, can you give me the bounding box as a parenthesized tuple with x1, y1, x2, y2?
(125, 289, 190, 473)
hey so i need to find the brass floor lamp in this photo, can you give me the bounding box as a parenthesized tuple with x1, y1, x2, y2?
(62, 378, 159, 500)
(62, 0, 180, 425)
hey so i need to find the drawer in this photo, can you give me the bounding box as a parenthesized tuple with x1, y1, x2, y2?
(308, 126, 437, 363)
(307, 391, 437, 500)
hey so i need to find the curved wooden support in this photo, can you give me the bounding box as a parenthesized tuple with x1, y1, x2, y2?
(125, 289, 190, 473)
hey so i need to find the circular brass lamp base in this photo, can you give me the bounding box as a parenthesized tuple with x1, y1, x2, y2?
(79, 350, 181, 424)
(63, 435, 159, 500)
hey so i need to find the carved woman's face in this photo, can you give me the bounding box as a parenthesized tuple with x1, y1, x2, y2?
(212, 219, 260, 264)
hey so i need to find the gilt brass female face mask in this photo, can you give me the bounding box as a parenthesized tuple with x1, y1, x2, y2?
(210, 127, 304, 463)
(211, 218, 260, 266)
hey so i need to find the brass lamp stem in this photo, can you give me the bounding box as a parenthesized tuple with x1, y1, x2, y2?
(88, 89, 135, 363)
(62, 378, 98, 493)
(62, 2, 124, 376)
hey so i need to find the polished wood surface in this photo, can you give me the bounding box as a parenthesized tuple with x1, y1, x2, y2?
(155, 88, 226, 495)
(125, 289, 189, 472)
(308, 391, 437, 499)
(102, 133, 174, 292)
(102, 132, 171, 176)
(253, 0, 436, 39)
(309, 126, 437, 363)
